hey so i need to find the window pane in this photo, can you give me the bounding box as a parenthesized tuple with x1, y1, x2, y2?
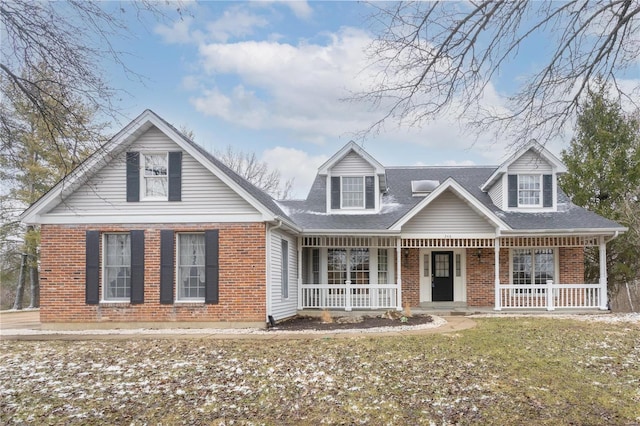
(512, 248, 555, 285)
(434, 254, 450, 278)
(350, 248, 369, 284)
(534, 249, 554, 284)
(512, 249, 532, 285)
(178, 234, 205, 299)
(104, 234, 130, 300)
(518, 175, 541, 206)
(144, 154, 168, 198)
(328, 249, 346, 284)
(378, 249, 388, 284)
(312, 249, 320, 285)
(342, 177, 364, 208)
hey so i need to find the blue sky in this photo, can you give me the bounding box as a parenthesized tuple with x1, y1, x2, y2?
(104, 1, 638, 198)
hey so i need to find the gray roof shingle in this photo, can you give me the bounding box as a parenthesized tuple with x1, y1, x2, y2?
(278, 167, 623, 232)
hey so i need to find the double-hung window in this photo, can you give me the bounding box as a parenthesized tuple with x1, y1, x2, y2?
(341, 177, 364, 208)
(103, 233, 131, 301)
(512, 248, 555, 291)
(177, 233, 206, 301)
(518, 175, 541, 207)
(142, 153, 168, 199)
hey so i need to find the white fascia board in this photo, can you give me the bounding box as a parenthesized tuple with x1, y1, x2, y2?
(390, 177, 511, 232)
(401, 232, 497, 239)
(480, 139, 567, 192)
(35, 213, 266, 225)
(501, 227, 627, 236)
(317, 141, 385, 175)
(301, 229, 400, 236)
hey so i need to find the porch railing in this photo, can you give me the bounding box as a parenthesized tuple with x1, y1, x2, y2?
(498, 281, 604, 310)
(299, 282, 398, 310)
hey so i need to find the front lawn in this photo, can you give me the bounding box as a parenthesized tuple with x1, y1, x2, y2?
(1, 317, 639, 425)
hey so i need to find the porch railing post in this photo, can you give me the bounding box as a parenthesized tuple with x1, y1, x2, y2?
(546, 280, 555, 311)
(599, 237, 609, 310)
(345, 280, 352, 311)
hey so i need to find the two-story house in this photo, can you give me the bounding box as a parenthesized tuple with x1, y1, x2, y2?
(21, 110, 625, 328)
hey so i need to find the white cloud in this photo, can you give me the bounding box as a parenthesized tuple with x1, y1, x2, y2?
(206, 6, 269, 42)
(261, 147, 328, 198)
(283, 1, 313, 19)
(155, 17, 202, 44)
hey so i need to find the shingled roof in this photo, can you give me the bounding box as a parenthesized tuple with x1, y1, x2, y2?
(278, 166, 623, 233)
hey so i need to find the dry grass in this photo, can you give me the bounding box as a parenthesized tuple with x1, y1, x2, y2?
(1, 317, 639, 425)
(319, 309, 333, 324)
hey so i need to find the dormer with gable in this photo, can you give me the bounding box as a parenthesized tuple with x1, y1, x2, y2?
(317, 141, 387, 214)
(481, 140, 567, 212)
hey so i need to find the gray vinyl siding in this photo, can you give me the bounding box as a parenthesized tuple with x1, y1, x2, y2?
(402, 190, 495, 234)
(488, 179, 504, 209)
(331, 151, 375, 175)
(269, 230, 298, 321)
(508, 149, 553, 174)
(48, 127, 258, 217)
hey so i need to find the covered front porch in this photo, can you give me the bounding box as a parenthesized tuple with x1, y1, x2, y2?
(296, 235, 611, 312)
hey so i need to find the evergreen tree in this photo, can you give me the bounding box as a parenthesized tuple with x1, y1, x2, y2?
(0, 64, 104, 309)
(560, 83, 640, 298)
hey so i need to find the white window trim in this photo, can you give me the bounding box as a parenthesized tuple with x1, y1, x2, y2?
(101, 232, 131, 303)
(340, 176, 366, 210)
(508, 247, 559, 286)
(176, 232, 206, 303)
(517, 174, 542, 208)
(141, 152, 168, 201)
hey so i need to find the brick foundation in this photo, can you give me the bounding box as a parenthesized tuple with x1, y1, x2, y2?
(39, 223, 267, 324)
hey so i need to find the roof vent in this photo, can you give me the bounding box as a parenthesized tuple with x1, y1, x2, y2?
(411, 180, 440, 196)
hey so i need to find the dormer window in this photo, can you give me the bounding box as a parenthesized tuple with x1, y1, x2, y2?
(518, 175, 541, 207)
(508, 174, 553, 209)
(342, 177, 364, 208)
(330, 175, 376, 211)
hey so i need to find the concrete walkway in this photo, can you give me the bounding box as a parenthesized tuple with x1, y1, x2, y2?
(0, 309, 477, 341)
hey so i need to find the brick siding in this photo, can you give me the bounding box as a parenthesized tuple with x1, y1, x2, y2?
(399, 246, 586, 308)
(39, 223, 267, 323)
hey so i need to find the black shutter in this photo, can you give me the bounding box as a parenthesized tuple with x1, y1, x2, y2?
(126, 152, 140, 202)
(85, 230, 100, 305)
(130, 230, 145, 304)
(160, 230, 175, 304)
(365, 176, 375, 209)
(507, 175, 518, 207)
(331, 176, 340, 209)
(543, 174, 553, 207)
(168, 151, 182, 201)
(204, 230, 219, 304)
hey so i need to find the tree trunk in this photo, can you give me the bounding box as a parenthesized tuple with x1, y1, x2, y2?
(28, 257, 39, 308)
(12, 253, 27, 310)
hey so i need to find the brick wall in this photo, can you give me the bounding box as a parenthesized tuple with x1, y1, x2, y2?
(39, 223, 267, 324)
(401, 249, 420, 308)
(559, 247, 585, 284)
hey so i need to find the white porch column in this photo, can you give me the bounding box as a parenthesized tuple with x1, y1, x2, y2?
(297, 237, 303, 310)
(396, 237, 403, 311)
(599, 236, 609, 310)
(494, 237, 501, 311)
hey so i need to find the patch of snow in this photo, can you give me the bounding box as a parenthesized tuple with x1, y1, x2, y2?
(470, 312, 640, 323)
(1, 316, 448, 337)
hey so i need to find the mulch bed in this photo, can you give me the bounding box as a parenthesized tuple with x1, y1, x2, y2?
(269, 313, 434, 331)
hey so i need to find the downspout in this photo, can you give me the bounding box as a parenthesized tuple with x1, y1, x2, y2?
(265, 219, 283, 325)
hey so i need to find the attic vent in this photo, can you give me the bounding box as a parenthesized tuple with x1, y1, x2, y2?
(411, 180, 440, 196)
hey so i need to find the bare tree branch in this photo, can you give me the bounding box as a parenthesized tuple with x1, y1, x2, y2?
(356, 0, 640, 147)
